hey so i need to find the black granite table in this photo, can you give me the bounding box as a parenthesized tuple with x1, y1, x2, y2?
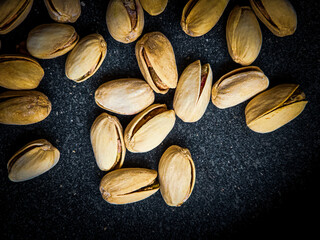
(1, 0, 319, 239)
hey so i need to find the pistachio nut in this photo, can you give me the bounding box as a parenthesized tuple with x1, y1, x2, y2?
(181, 0, 229, 37)
(0, 54, 44, 90)
(226, 6, 262, 66)
(106, 0, 144, 44)
(158, 145, 196, 207)
(95, 78, 155, 115)
(91, 113, 125, 171)
(212, 66, 269, 109)
(245, 84, 307, 133)
(100, 168, 160, 204)
(250, 0, 297, 37)
(0, 91, 51, 125)
(140, 0, 168, 16)
(0, 0, 33, 35)
(44, 0, 81, 23)
(8, 139, 60, 182)
(26, 23, 79, 59)
(65, 33, 107, 83)
(173, 60, 213, 122)
(135, 32, 178, 94)
(124, 104, 175, 153)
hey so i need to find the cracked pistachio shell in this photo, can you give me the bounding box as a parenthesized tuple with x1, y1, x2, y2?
(8, 139, 60, 182)
(26, 23, 79, 59)
(100, 168, 160, 204)
(140, 0, 168, 16)
(173, 60, 213, 122)
(250, 0, 297, 37)
(65, 33, 107, 83)
(95, 78, 155, 115)
(0, 54, 44, 90)
(0, 0, 33, 35)
(124, 104, 175, 153)
(212, 66, 269, 109)
(245, 84, 307, 133)
(44, 0, 81, 23)
(226, 6, 262, 66)
(0, 91, 51, 125)
(135, 32, 178, 94)
(181, 0, 229, 37)
(159, 145, 196, 207)
(106, 0, 144, 44)
(91, 113, 125, 171)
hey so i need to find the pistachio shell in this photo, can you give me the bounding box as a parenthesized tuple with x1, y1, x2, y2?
(8, 139, 60, 182)
(95, 78, 155, 115)
(140, 0, 168, 16)
(173, 60, 213, 122)
(65, 33, 107, 83)
(212, 66, 269, 109)
(0, 54, 44, 90)
(0, 91, 51, 125)
(226, 6, 262, 66)
(0, 0, 33, 35)
(158, 145, 196, 207)
(106, 0, 144, 43)
(124, 104, 176, 153)
(250, 0, 297, 37)
(100, 168, 160, 204)
(181, 0, 229, 37)
(135, 32, 178, 94)
(91, 113, 125, 171)
(26, 23, 79, 59)
(44, 0, 81, 23)
(245, 84, 307, 133)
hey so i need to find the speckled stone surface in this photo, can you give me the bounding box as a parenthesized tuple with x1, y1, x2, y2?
(0, 0, 319, 239)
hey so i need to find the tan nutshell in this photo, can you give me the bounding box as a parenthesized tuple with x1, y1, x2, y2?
(44, 0, 81, 23)
(124, 104, 176, 153)
(181, 0, 229, 37)
(135, 32, 178, 94)
(226, 6, 262, 66)
(95, 78, 155, 115)
(158, 145, 196, 207)
(173, 60, 213, 122)
(140, 0, 168, 16)
(65, 33, 107, 83)
(212, 66, 269, 109)
(8, 139, 60, 182)
(245, 84, 307, 133)
(250, 0, 297, 37)
(99, 168, 160, 204)
(0, 54, 44, 90)
(106, 0, 144, 43)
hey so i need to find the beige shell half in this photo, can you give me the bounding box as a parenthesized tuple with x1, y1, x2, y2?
(140, 0, 168, 16)
(44, 0, 81, 23)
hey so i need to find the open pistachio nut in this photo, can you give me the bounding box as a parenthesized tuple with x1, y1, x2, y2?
(44, 0, 81, 23)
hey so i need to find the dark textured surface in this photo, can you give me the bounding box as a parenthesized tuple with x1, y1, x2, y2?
(0, 0, 319, 239)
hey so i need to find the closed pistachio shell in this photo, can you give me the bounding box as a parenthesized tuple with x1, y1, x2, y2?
(44, 0, 81, 23)
(100, 168, 160, 204)
(124, 104, 176, 153)
(8, 139, 60, 182)
(0, 91, 51, 125)
(250, 0, 297, 37)
(0, 0, 33, 35)
(226, 6, 262, 66)
(91, 113, 125, 171)
(181, 0, 229, 37)
(173, 60, 213, 122)
(0, 54, 44, 90)
(245, 84, 307, 133)
(140, 0, 168, 16)
(158, 145, 196, 207)
(95, 78, 155, 115)
(106, 0, 144, 43)
(65, 33, 107, 83)
(135, 32, 178, 94)
(212, 66, 269, 109)
(27, 23, 79, 59)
